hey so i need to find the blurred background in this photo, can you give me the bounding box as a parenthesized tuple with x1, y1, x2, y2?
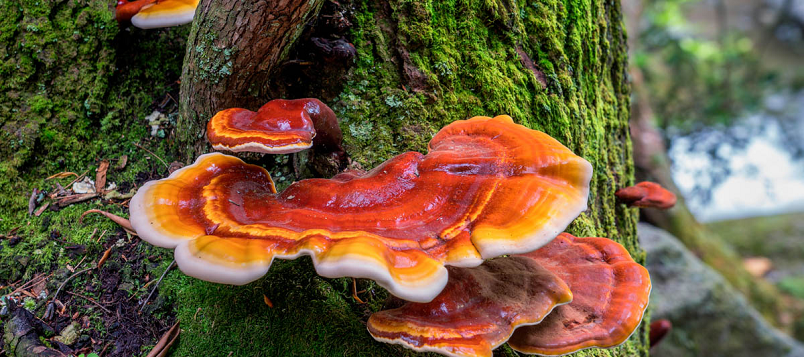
(623, 0, 804, 355)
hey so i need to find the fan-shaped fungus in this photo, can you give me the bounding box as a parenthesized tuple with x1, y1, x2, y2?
(115, 0, 155, 23)
(367, 257, 573, 357)
(507, 233, 652, 355)
(615, 181, 676, 209)
(130, 115, 592, 302)
(206, 98, 343, 155)
(129, 0, 199, 29)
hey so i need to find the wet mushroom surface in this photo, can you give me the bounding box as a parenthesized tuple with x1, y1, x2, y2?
(129, 115, 593, 302)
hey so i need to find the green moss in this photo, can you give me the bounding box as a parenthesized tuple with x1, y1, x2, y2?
(2, 0, 644, 356)
(172, 0, 643, 355)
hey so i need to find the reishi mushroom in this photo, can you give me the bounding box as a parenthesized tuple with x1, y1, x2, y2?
(366, 233, 651, 356)
(367, 256, 573, 357)
(615, 181, 677, 209)
(115, 0, 155, 23)
(129, 115, 593, 302)
(206, 98, 343, 155)
(507, 233, 652, 355)
(116, 0, 199, 29)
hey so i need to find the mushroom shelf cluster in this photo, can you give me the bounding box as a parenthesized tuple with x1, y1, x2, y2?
(129, 103, 651, 356)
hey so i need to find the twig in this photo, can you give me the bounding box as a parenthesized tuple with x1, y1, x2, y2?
(65, 170, 90, 188)
(352, 277, 365, 304)
(140, 259, 176, 312)
(66, 291, 112, 314)
(52, 267, 92, 302)
(95, 229, 108, 243)
(133, 142, 169, 169)
(80, 209, 136, 234)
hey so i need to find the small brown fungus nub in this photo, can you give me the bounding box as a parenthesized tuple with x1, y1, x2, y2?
(615, 181, 677, 209)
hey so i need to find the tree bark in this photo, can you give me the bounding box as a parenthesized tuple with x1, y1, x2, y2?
(178, 0, 325, 156)
(176, 0, 647, 355)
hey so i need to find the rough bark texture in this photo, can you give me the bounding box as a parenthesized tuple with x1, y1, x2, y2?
(178, 0, 325, 156)
(172, 0, 647, 356)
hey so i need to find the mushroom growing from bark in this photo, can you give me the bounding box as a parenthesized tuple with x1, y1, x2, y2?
(129, 115, 593, 302)
(206, 98, 343, 156)
(115, 0, 199, 29)
(507, 233, 652, 355)
(367, 233, 651, 356)
(615, 181, 676, 209)
(366, 256, 573, 357)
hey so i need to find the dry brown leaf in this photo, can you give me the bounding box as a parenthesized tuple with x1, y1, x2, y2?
(95, 160, 109, 194)
(97, 247, 112, 269)
(28, 188, 38, 216)
(147, 321, 180, 357)
(263, 294, 274, 308)
(116, 155, 128, 170)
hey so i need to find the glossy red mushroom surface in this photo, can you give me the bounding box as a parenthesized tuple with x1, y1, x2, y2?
(615, 181, 677, 209)
(130, 116, 592, 302)
(206, 98, 342, 154)
(507, 233, 652, 355)
(367, 257, 572, 357)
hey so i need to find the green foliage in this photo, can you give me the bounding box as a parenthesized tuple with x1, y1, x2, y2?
(636, 0, 776, 135)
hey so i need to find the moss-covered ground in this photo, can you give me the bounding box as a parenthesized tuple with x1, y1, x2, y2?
(3, 0, 646, 356)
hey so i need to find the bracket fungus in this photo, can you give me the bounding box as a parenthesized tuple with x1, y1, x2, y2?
(507, 233, 652, 355)
(366, 233, 651, 356)
(206, 98, 344, 155)
(367, 257, 573, 357)
(116, 0, 199, 29)
(130, 115, 592, 302)
(615, 181, 676, 209)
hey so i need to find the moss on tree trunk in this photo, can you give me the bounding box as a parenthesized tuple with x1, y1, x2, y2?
(171, 0, 647, 356)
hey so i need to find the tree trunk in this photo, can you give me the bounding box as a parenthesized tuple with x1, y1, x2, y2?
(175, 0, 647, 355)
(177, 0, 326, 155)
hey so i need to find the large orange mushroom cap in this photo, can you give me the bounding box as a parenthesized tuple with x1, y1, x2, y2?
(130, 0, 199, 29)
(129, 115, 592, 302)
(206, 98, 343, 155)
(507, 233, 652, 355)
(367, 257, 573, 357)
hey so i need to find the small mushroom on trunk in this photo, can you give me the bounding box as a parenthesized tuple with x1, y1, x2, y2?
(615, 181, 677, 209)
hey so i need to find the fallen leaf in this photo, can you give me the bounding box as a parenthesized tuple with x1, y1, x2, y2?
(95, 160, 109, 194)
(263, 294, 274, 308)
(116, 155, 128, 170)
(146, 321, 180, 357)
(28, 188, 38, 216)
(97, 247, 112, 269)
